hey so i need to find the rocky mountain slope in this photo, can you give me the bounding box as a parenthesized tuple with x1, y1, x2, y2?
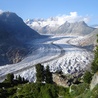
(70, 28, 98, 47)
(0, 12, 40, 66)
(26, 19, 95, 35)
(54, 21, 95, 35)
(87, 28, 98, 45)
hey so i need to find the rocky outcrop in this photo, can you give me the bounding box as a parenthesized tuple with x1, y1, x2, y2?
(90, 72, 98, 90)
(53, 73, 69, 87)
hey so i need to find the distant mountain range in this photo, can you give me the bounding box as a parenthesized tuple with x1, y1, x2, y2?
(0, 12, 40, 66)
(26, 18, 95, 35)
(26, 18, 98, 47)
(91, 24, 98, 28)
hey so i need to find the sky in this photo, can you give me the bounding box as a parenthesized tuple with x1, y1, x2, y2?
(0, 0, 98, 25)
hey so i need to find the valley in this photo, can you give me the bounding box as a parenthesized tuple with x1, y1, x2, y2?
(0, 1, 98, 97)
(0, 35, 94, 82)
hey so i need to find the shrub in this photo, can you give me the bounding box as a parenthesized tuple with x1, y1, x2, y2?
(70, 83, 89, 97)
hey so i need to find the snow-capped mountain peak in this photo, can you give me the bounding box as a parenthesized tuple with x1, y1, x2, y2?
(26, 18, 95, 35)
(26, 17, 61, 28)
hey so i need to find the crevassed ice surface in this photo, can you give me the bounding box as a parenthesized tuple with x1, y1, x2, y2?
(0, 35, 94, 82)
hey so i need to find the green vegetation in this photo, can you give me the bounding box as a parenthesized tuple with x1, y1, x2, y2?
(70, 83, 89, 97)
(17, 83, 58, 98)
(6, 73, 14, 83)
(1, 80, 98, 98)
(75, 84, 98, 98)
(91, 36, 98, 73)
(91, 47, 98, 73)
(0, 73, 28, 88)
(36, 64, 53, 84)
(0, 82, 70, 98)
(36, 63, 44, 83)
(45, 66, 53, 84)
(83, 71, 92, 84)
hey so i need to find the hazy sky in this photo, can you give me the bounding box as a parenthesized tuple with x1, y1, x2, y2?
(0, 0, 97, 25)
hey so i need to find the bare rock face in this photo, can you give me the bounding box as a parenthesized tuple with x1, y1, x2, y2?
(90, 72, 98, 90)
(0, 45, 28, 65)
(53, 73, 69, 87)
(6, 47, 28, 64)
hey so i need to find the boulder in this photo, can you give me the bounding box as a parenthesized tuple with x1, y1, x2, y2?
(53, 73, 68, 87)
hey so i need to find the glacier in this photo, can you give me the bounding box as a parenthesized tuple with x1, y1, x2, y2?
(0, 35, 94, 82)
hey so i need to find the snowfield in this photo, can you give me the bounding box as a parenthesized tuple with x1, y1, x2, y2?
(0, 35, 94, 82)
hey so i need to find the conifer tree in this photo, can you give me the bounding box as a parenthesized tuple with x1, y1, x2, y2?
(91, 35, 98, 73)
(6, 73, 14, 83)
(83, 71, 92, 83)
(17, 75, 22, 83)
(36, 63, 44, 82)
(45, 66, 53, 84)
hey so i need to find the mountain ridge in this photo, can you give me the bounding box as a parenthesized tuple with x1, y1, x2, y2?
(0, 11, 40, 66)
(26, 19, 95, 35)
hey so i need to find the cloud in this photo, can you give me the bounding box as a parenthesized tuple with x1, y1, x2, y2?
(70, 12, 77, 16)
(55, 12, 89, 24)
(29, 12, 90, 27)
(0, 9, 3, 14)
